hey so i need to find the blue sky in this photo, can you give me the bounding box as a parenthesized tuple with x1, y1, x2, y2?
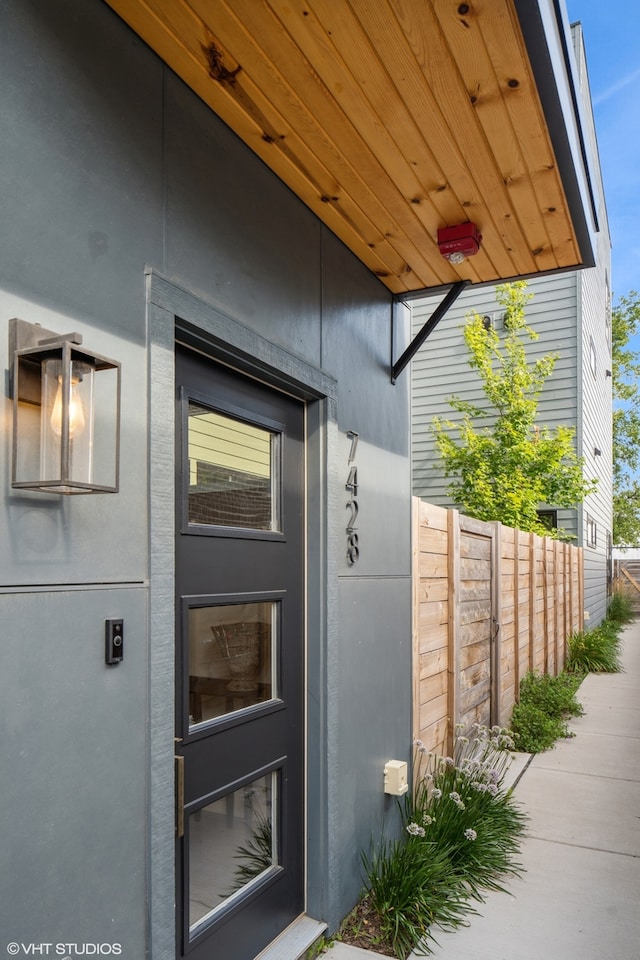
(566, 0, 639, 299)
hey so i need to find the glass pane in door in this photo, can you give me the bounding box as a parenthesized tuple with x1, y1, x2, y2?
(187, 403, 280, 530)
(188, 602, 276, 727)
(189, 772, 278, 934)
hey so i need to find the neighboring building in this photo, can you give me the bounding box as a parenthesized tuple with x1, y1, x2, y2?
(0, 3, 599, 959)
(411, 23, 612, 625)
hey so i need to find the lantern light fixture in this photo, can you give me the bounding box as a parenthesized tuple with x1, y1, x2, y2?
(10, 318, 121, 494)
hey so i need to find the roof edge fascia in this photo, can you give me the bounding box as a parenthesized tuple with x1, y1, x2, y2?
(514, 0, 598, 270)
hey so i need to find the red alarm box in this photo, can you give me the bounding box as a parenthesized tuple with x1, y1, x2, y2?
(437, 222, 482, 263)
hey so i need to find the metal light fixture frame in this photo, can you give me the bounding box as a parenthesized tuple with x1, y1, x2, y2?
(10, 318, 121, 494)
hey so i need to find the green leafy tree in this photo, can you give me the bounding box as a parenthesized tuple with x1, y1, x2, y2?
(612, 291, 640, 545)
(432, 281, 596, 537)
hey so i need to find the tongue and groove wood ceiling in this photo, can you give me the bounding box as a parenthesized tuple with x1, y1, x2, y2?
(105, 0, 590, 295)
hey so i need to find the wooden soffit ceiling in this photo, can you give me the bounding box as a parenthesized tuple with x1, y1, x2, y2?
(105, 0, 593, 295)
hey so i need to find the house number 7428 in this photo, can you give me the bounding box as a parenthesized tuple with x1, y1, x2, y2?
(346, 430, 359, 565)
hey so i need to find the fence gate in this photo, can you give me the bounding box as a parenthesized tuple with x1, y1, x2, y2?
(412, 498, 584, 758)
(449, 512, 498, 744)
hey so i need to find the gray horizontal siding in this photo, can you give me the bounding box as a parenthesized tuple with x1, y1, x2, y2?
(584, 551, 609, 626)
(577, 261, 613, 553)
(572, 21, 613, 557)
(411, 273, 580, 540)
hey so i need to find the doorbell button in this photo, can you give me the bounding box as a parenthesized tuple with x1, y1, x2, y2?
(105, 618, 125, 665)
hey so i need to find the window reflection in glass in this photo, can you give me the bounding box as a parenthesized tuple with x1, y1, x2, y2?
(189, 772, 277, 933)
(187, 403, 279, 531)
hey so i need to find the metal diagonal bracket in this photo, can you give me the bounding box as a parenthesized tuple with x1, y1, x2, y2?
(391, 280, 469, 383)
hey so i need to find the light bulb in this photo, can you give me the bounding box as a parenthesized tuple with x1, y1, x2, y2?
(50, 376, 86, 438)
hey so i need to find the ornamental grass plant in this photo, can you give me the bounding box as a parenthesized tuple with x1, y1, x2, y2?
(565, 596, 631, 675)
(407, 728, 527, 902)
(606, 591, 635, 625)
(358, 726, 527, 958)
(360, 838, 473, 959)
(566, 623, 622, 674)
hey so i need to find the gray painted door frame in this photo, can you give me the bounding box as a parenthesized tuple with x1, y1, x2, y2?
(147, 270, 337, 960)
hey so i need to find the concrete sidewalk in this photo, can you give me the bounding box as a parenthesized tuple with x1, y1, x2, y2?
(325, 622, 640, 960)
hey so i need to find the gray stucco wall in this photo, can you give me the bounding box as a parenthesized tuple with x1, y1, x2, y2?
(0, 0, 412, 953)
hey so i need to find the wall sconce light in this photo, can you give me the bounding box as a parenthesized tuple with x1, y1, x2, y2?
(605, 369, 612, 378)
(10, 318, 121, 494)
(437, 222, 482, 264)
(594, 447, 602, 457)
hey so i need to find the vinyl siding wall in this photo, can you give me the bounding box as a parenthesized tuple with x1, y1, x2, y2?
(577, 257, 613, 623)
(573, 21, 613, 624)
(411, 262, 610, 624)
(411, 270, 580, 545)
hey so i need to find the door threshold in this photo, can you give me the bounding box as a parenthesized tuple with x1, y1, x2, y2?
(254, 914, 327, 960)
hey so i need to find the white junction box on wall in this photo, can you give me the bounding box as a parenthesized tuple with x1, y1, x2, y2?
(383, 760, 408, 796)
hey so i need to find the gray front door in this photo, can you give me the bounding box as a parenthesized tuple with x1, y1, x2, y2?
(175, 345, 305, 959)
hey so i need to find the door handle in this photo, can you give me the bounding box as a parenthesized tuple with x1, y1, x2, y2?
(175, 752, 184, 839)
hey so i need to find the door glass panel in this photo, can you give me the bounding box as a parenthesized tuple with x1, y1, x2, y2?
(189, 772, 278, 934)
(187, 402, 280, 531)
(189, 602, 276, 727)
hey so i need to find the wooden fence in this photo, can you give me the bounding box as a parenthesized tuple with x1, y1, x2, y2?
(412, 498, 584, 756)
